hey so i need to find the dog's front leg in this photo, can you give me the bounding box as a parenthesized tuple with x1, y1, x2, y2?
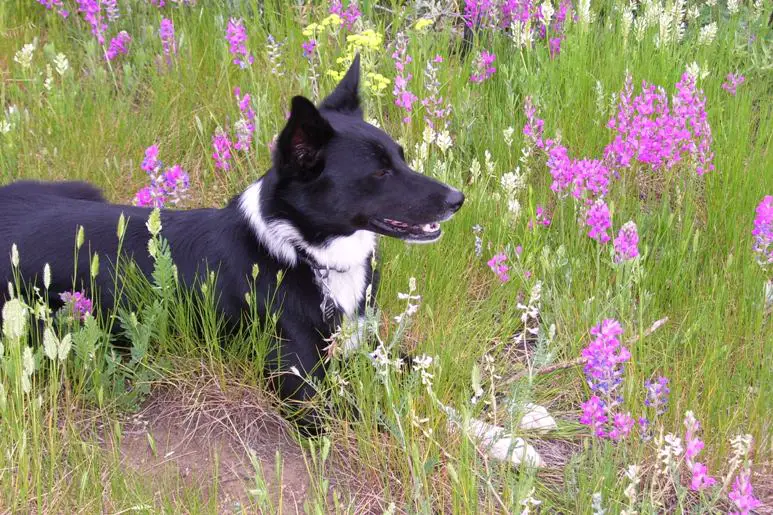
(266, 320, 329, 436)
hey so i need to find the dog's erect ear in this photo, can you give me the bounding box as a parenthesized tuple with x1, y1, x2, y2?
(320, 54, 362, 117)
(275, 96, 334, 180)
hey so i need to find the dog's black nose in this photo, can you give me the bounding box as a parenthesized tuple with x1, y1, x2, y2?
(445, 189, 465, 212)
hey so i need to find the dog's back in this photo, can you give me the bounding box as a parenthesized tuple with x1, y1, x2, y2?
(0, 180, 106, 203)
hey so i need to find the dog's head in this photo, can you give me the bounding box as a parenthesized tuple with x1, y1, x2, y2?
(269, 55, 464, 245)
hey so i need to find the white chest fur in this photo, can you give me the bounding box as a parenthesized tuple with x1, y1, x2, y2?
(239, 181, 376, 318)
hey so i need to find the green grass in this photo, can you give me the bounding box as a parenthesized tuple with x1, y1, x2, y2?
(0, 0, 771, 512)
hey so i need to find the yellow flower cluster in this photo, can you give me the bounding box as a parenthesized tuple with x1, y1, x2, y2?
(324, 29, 390, 96)
(302, 14, 342, 38)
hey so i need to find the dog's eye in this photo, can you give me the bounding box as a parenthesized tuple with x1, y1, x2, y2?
(373, 169, 391, 178)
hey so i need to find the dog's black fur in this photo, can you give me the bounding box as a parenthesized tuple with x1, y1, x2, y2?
(0, 56, 464, 431)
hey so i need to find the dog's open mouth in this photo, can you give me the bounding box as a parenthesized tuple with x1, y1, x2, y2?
(370, 218, 443, 242)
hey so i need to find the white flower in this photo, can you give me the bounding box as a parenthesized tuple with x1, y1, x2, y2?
(510, 20, 534, 49)
(13, 42, 36, 70)
(577, 0, 593, 25)
(591, 492, 605, 515)
(503, 127, 515, 147)
(435, 130, 453, 153)
(727, 0, 739, 14)
(58, 333, 72, 361)
(43, 263, 51, 290)
(508, 198, 522, 218)
(53, 53, 69, 76)
(11, 244, 19, 268)
(540, 1, 555, 27)
(704, 0, 716, 6)
(0, 120, 10, 134)
(2, 298, 28, 341)
(44, 65, 53, 91)
(43, 327, 58, 360)
(484, 149, 495, 176)
(698, 22, 717, 46)
(469, 157, 481, 184)
(501, 169, 525, 194)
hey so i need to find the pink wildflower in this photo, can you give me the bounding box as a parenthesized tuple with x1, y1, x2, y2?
(226, 18, 254, 68)
(752, 195, 773, 267)
(580, 395, 607, 438)
(106, 31, 131, 61)
(487, 252, 509, 282)
(329, 0, 361, 30)
(212, 130, 233, 171)
(721, 73, 745, 96)
(729, 467, 762, 514)
(59, 291, 93, 320)
(470, 50, 496, 83)
(586, 200, 612, 244)
(609, 412, 634, 441)
(613, 221, 639, 262)
(159, 18, 176, 56)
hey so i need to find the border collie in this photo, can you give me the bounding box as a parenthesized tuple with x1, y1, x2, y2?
(0, 56, 464, 430)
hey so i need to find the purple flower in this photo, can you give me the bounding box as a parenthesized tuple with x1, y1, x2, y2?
(523, 97, 546, 149)
(421, 56, 452, 131)
(135, 145, 189, 208)
(722, 73, 745, 96)
(103, 0, 118, 22)
(690, 462, 717, 491)
(105, 31, 131, 61)
(59, 291, 93, 320)
(752, 195, 773, 267)
(135, 186, 153, 207)
(212, 130, 233, 171)
(613, 221, 639, 262)
(159, 18, 176, 56)
(605, 72, 714, 176)
(586, 200, 612, 244)
(536, 205, 551, 226)
(232, 87, 256, 153)
(582, 319, 630, 401)
(644, 376, 670, 415)
(487, 252, 509, 282)
(302, 39, 317, 59)
(470, 50, 496, 83)
(463, 0, 495, 28)
(580, 395, 607, 437)
(392, 33, 417, 123)
(729, 467, 762, 513)
(608, 412, 634, 441)
(76, 0, 108, 44)
(329, 0, 361, 30)
(37, 0, 69, 18)
(142, 144, 161, 173)
(226, 18, 254, 68)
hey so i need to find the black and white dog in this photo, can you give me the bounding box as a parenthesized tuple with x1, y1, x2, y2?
(0, 56, 464, 429)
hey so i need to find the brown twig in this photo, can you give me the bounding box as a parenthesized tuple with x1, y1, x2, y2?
(502, 317, 669, 386)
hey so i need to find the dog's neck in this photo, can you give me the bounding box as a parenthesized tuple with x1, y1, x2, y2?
(238, 180, 376, 272)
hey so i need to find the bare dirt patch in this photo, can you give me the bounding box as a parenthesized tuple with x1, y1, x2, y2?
(108, 365, 384, 513)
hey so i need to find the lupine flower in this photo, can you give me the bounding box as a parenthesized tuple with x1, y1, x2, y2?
(586, 200, 612, 244)
(752, 195, 773, 267)
(266, 35, 285, 76)
(135, 145, 190, 207)
(211, 129, 233, 171)
(580, 395, 607, 437)
(37, 0, 69, 17)
(470, 50, 496, 83)
(463, 0, 495, 28)
(487, 252, 510, 282)
(582, 319, 630, 402)
(301, 39, 317, 59)
(722, 73, 745, 96)
(605, 72, 714, 176)
(159, 18, 176, 56)
(105, 31, 131, 61)
(59, 291, 93, 321)
(226, 18, 254, 68)
(644, 376, 670, 415)
(472, 225, 483, 257)
(233, 87, 255, 152)
(421, 56, 452, 133)
(684, 411, 717, 491)
(391, 33, 417, 123)
(609, 412, 634, 441)
(102, 0, 118, 22)
(729, 467, 762, 514)
(614, 221, 639, 262)
(76, 0, 108, 44)
(329, 0, 361, 30)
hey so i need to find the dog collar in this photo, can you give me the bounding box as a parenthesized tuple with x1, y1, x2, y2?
(296, 248, 349, 323)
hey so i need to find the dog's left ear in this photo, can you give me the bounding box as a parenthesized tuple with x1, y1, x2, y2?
(320, 54, 362, 117)
(275, 96, 334, 180)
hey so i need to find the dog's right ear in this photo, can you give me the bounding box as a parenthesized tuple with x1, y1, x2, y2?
(319, 54, 362, 117)
(275, 96, 334, 180)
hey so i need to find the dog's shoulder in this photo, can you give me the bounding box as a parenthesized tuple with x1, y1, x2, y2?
(0, 180, 106, 202)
